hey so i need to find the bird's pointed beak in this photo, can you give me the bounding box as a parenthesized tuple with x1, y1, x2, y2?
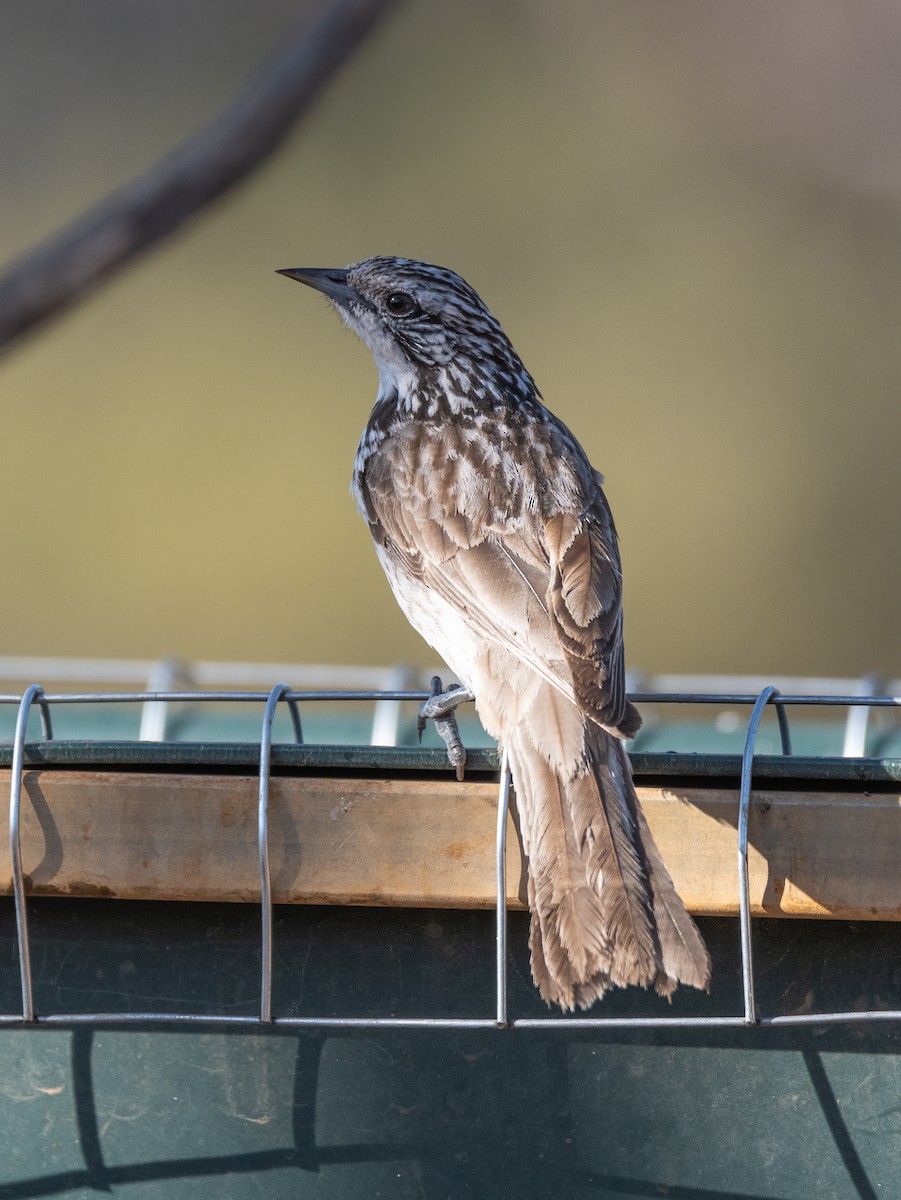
(277, 267, 358, 307)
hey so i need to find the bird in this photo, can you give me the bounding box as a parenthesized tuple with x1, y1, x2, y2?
(278, 256, 711, 1010)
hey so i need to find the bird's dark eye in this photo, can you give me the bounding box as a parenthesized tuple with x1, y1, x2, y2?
(385, 291, 418, 316)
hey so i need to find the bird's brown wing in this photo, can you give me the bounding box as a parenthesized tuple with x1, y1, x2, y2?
(361, 420, 639, 736)
(360, 419, 709, 1009)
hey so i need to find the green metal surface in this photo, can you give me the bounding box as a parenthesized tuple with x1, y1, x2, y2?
(0, 903, 899, 1198)
(2, 738, 900, 786)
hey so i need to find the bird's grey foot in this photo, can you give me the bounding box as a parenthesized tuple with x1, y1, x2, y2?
(417, 676, 475, 781)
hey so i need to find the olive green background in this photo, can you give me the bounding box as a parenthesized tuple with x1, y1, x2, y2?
(2, 0, 900, 678)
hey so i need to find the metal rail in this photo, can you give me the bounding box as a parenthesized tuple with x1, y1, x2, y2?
(2, 682, 900, 1030)
(0, 688, 899, 706)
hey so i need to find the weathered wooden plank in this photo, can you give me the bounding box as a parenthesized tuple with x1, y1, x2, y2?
(0, 770, 897, 919)
(3, 772, 523, 909)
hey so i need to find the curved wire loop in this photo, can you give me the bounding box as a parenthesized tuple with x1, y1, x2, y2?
(774, 697, 792, 756)
(258, 683, 294, 1023)
(36, 696, 53, 740)
(286, 696, 303, 744)
(2, 679, 896, 1032)
(495, 749, 511, 1028)
(737, 685, 790, 1024)
(9, 684, 52, 1021)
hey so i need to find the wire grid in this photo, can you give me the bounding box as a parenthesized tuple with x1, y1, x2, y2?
(2, 682, 900, 1031)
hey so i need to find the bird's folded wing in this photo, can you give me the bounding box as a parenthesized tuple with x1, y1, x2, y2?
(366, 452, 632, 731)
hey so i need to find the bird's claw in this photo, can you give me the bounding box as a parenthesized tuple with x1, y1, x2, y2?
(418, 676, 474, 781)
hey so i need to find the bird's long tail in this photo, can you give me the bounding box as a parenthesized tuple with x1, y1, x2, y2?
(504, 687, 711, 1011)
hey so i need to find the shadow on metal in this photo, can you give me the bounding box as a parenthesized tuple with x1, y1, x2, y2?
(801, 1041, 880, 1200)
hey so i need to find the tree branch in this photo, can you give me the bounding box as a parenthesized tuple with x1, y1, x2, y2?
(0, 0, 399, 354)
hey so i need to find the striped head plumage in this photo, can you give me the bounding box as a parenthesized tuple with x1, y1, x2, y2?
(278, 257, 539, 416)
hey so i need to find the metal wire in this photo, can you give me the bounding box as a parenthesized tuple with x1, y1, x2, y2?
(0, 1013, 500, 1029)
(286, 696, 304, 745)
(495, 749, 511, 1028)
(138, 658, 192, 741)
(258, 684, 293, 1023)
(8, 684, 49, 1022)
(738, 687, 780, 1023)
(1, 679, 899, 1031)
(842, 673, 884, 757)
(0, 688, 898, 707)
(370, 664, 421, 747)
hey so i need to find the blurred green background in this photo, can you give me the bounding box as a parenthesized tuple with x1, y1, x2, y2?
(1, 0, 899, 679)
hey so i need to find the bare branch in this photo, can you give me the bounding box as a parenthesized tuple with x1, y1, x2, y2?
(0, 0, 399, 354)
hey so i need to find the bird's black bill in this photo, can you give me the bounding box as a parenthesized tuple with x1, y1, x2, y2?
(277, 267, 357, 306)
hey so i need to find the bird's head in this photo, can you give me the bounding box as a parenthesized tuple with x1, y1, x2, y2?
(278, 256, 536, 410)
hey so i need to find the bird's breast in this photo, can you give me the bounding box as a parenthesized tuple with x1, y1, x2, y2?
(355, 412, 547, 526)
(370, 539, 477, 689)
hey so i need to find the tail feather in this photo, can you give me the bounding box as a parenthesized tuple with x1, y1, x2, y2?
(505, 687, 711, 1011)
(628, 782, 711, 994)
